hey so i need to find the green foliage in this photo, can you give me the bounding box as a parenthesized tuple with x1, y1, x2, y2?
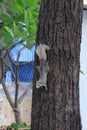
(0, 0, 40, 48)
(7, 122, 30, 130)
(80, 69, 84, 75)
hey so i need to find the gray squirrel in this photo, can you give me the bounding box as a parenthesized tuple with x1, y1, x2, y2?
(36, 44, 50, 65)
(35, 44, 50, 90)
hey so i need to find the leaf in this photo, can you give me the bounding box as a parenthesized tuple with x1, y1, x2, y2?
(4, 26, 14, 38)
(11, 0, 18, 15)
(19, 31, 28, 39)
(24, 10, 29, 28)
(0, 12, 13, 24)
(28, 35, 35, 45)
(80, 70, 84, 75)
(29, 11, 34, 20)
(21, 42, 33, 50)
(32, 11, 39, 18)
(10, 0, 23, 15)
(26, 0, 38, 11)
(0, 0, 39, 49)
(17, 4, 23, 14)
(2, 34, 12, 46)
(13, 22, 18, 37)
(28, 24, 37, 36)
(16, 0, 26, 8)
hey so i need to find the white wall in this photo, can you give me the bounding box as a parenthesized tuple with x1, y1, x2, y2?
(80, 10, 87, 130)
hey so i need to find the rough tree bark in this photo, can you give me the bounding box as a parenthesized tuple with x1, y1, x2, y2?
(31, 0, 83, 130)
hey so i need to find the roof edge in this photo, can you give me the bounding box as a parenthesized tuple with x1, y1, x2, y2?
(84, 4, 87, 10)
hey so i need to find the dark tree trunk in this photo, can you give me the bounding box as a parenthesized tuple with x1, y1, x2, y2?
(31, 0, 83, 130)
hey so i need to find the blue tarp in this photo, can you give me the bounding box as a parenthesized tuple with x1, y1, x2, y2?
(6, 44, 35, 82)
(11, 62, 34, 82)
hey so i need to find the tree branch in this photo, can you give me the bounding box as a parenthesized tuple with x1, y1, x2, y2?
(15, 65, 19, 108)
(18, 86, 30, 104)
(17, 47, 25, 62)
(1, 57, 16, 79)
(2, 79, 14, 108)
(6, 49, 15, 65)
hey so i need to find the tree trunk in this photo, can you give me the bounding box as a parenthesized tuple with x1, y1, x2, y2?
(13, 106, 22, 124)
(31, 0, 83, 130)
